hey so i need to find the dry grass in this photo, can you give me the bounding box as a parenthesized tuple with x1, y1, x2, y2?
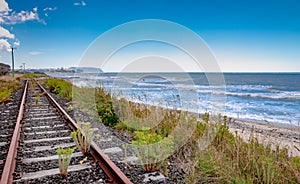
(0, 75, 21, 104)
(178, 116, 300, 184)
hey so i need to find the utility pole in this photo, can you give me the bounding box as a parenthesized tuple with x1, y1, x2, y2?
(22, 63, 26, 74)
(11, 47, 16, 77)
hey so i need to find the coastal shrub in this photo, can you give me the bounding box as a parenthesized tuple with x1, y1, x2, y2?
(114, 121, 136, 133)
(150, 110, 181, 137)
(70, 122, 95, 154)
(129, 101, 151, 118)
(95, 88, 118, 126)
(46, 78, 72, 100)
(56, 147, 76, 178)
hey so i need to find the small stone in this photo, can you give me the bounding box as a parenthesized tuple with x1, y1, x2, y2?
(142, 172, 165, 183)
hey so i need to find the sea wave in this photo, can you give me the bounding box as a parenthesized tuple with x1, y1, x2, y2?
(225, 91, 300, 101)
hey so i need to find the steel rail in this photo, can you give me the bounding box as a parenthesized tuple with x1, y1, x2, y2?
(36, 80, 132, 184)
(1, 80, 28, 184)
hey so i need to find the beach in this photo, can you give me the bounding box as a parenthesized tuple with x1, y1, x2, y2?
(228, 118, 300, 157)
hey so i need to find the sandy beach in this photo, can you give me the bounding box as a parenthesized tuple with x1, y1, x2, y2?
(227, 118, 300, 157)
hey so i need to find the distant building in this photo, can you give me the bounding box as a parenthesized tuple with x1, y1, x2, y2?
(0, 63, 11, 75)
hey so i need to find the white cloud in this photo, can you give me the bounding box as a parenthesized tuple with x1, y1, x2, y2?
(29, 51, 43, 55)
(1, 6, 44, 25)
(0, 1, 46, 53)
(43, 7, 57, 17)
(0, 0, 9, 12)
(0, 39, 11, 52)
(74, 1, 86, 6)
(13, 40, 20, 46)
(43, 7, 57, 11)
(0, 26, 15, 39)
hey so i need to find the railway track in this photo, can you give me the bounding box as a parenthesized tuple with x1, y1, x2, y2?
(0, 80, 132, 184)
(0, 87, 22, 179)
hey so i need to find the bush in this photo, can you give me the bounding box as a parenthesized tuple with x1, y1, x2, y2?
(95, 88, 119, 126)
(46, 78, 72, 100)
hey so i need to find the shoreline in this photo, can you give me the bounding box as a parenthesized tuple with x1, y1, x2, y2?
(227, 117, 300, 157)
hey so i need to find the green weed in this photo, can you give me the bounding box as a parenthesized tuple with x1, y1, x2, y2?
(70, 122, 95, 154)
(132, 128, 174, 172)
(34, 95, 40, 105)
(56, 147, 76, 178)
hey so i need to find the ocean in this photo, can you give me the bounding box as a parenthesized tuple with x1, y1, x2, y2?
(48, 72, 300, 126)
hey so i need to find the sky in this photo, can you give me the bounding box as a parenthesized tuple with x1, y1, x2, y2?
(0, 0, 299, 72)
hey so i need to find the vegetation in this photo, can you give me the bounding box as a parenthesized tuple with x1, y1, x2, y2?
(21, 73, 46, 79)
(43, 77, 300, 183)
(132, 128, 174, 172)
(34, 95, 40, 105)
(45, 78, 119, 126)
(56, 147, 76, 178)
(70, 122, 95, 154)
(0, 78, 21, 104)
(46, 78, 72, 100)
(180, 115, 300, 184)
(108, 94, 300, 183)
(95, 88, 119, 126)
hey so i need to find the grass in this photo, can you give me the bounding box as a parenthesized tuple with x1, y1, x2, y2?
(21, 73, 46, 79)
(0, 77, 21, 104)
(182, 115, 300, 183)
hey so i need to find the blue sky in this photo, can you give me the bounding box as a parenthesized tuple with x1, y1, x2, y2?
(0, 0, 299, 72)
